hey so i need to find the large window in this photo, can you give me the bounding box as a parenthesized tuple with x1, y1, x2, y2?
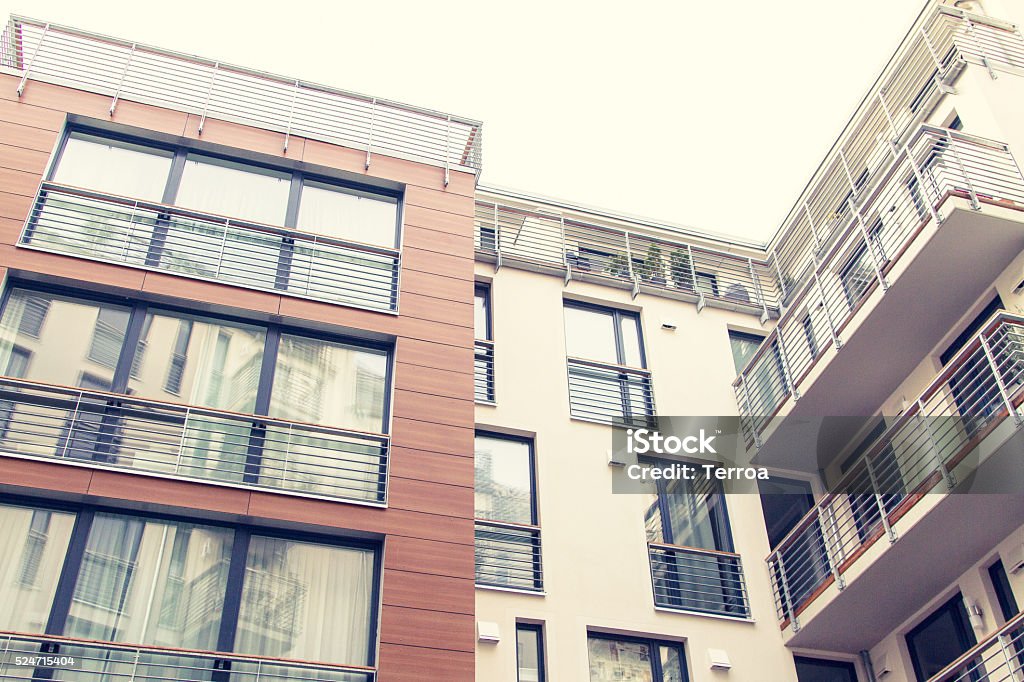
(587, 633, 689, 682)
(0, 501, 379, 672)
(563, 302, 653, 426)
(474, 433, 542, 591)
(27, 130, 402, 312)
(0, 286, 391, 502)
(644, 467, 750, 617)
(906, 594, 978, 682)
(475, 283, 495, 403)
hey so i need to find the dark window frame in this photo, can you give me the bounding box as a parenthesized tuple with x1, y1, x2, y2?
(475, 283, 495, 403)
(0, 494, 382, 668)
(793, 655, 859, 682)
(586, 631, 690, 682)
(563, 300, 648, 369)
(516, 622, 546, 682)
(906, 592, 978, 682)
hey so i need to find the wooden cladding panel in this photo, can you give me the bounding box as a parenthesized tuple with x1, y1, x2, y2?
(0, 72, 477, 675)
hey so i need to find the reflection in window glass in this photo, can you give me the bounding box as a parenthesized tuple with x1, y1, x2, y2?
(127, 312, 266, 413)
(564, 306, 617, 364)
(64, 513, 233, 650)
(55, 134, 173, 201)
(0, 503, 76, 633)
(475, 435, 533, 525)
(0, 289, 129, 388)
(588, 637, 654, 682)
(297, 182, 398, 247)
(176, 155, 290, 226)
(728, 331, 763, 374)
(475, 285, 491, 341)
(269, 335, 387, 433)
(235, 536, 374, 666)
(517, 624, 545, 682)
(620, 315, 643, 367)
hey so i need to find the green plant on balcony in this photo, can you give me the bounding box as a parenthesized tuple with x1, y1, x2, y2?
(637, 243, 666, 286)
(670, 248, 695, 292)
(607, 253, 631, 279)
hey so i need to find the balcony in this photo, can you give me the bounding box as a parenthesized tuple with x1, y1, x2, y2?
(2, 16, 481, 177)
(927, 610, 1024, 682)
(0, 631, 375, 681)
(648, 543, 751, 619)
(474, 339, 495, 403)
(474, 519, 544, 592)
(566, 357, 656, 427)
(764, 314, 1024, 649)
(0, 375, 390, 505)
(20, 183, 402, 313)
(735, 126, 1024, 461)
(474, 199, 781, 320)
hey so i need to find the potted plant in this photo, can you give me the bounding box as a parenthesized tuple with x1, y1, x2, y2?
(670, 248, 695, 292)
(643, 243, 666, 286)
(607, 253, 630, 279)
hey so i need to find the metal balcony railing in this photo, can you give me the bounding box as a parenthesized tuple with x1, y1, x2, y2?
(474, 200, 781, 320)
(566, 357, 656, 427)
(474, 340, 495, 403)
(0, 631, 375, 681)
(735, 126, 1024, 448)
(474, 519, 543, 592)
(1, 16, 482, 179)
(765, 314, 1024, 630)
(926, 610, 1024, 682)
(770, 5, 1024, 312)
(0, 375, 390, 505)
(20, 183, 401, 313)
(648, 543, 752, 618)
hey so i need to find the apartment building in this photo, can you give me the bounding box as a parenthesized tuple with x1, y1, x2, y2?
(1, 0, 1024, 681)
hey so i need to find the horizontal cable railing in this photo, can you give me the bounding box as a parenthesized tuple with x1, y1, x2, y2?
(0, 375, 390, 504)
(2, 16, 482, 177)
(474, 339, 495, 403)
(735, 126, 1024, 448)
(926, 610, 1024, 682)
(771, 5, 1024, 308)
(0, 630, 375, 681)
(566, 357, 656, 428)
(20, 183, 401, 313)
(474, 519, 543, 592)
(473, 200, 779, 319)
(766, 314, 1024, 629)
(648, 543, 751, 618)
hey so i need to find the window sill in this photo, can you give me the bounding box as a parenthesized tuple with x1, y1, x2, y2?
(475, 583, 546, 597)
(653, 606, 755, 623)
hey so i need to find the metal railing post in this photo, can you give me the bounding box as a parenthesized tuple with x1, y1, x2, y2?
(174, 407, 192, 474)
(214, 220, 230, 279)
(493, 203, 503, 273)
(946, 130, 982, 209)
(813, 270, 842, 350)
(903, 141, 945, 225)
(803, 201, 824, 251)
(816, 505, 846, 590)
(919, 398, 957, 490)
(772, 251, 788, 302)
(920, 25, 945, 70)
(109, 42, 137, 115)
(774, 332, 801, 401)
(840, 149, 889, 291)
(980, 334, 1023, 425)
(736, 374, 762, 449)
(559, 216, 569, 284)
(283, 79, 299, 154)
(365, 97, 377, 170)
(865, 456, 898, 543)
(749, 257, 771, 323)
(16, 22, 48, 97)
(197, 61, 220, 135)
(687, 244, 705, 311)
(444, 115, 452, 187)
(120, 201, 139, 262)
(774, 552, 800, 631)
(877, 90, 901, 148)
(625, 231, 640, 298)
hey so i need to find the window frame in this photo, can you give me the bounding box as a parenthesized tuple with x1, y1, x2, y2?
(0, 495, 383, 668)
(563, 300, 647, 369)
(473, 431, 543, 591)
(27, 124, 405, 313)
(515, 622, 546, 682)
(475, 283, 495, 404)
(586, 631, 689, 682)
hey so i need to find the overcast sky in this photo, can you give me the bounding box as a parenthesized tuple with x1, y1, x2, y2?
(3, 0, 926, 243)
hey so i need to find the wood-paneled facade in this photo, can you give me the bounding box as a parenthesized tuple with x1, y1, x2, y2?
(0, 72, 476, 681)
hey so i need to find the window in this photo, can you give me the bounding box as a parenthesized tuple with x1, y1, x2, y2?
(802, 312, 819, 360)
(644, 467, 750, 617)
(906, 593, 978, 682)
(0, 502, 379, 673)
(988, 559, 1020, 621)
(587, 633, 689, 682)
(794, 656, 858, 682)
(564, 302, 653, 426)
(0, 286, 391, 502)
(474, 433, 542, 591)
(30, 130, 402, 312)
(728, 330, 763, 375)
(729, 330, 787, 417)
(475, 284, 495, 403)
(516, 623, 546, 682)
